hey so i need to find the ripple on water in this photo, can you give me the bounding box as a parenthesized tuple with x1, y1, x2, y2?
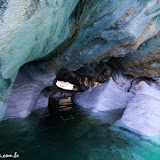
(0, 97, 159, 160)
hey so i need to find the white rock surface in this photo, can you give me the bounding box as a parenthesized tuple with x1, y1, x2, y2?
(116, 81, 160, 137)
(73, 78, 134, 112)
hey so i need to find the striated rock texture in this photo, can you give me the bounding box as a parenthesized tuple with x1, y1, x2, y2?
(53, 0, 160, 71)
(114, 81, 160, 144)
(1, 0, 160, 120)
(109, 33, 160, 78)
(73, 78, 134, 112)
(0, 0, 79, 120)
(3, 61, 55, 120)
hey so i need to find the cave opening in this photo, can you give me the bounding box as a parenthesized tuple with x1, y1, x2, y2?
(47, 61, 112, 117)
(4, 59, 157, 121)
(45, 59, 158, 120)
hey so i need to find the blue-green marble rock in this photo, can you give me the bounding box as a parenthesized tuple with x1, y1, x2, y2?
(1, 0, 160, 121)
(55, 0, 160, 71)
(0, 0, 78, 120)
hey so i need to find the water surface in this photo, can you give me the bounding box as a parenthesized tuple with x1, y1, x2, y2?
(0, 98, 159, 160)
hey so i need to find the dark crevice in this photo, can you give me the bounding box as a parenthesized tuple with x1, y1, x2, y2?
(0, 0, 8, 21)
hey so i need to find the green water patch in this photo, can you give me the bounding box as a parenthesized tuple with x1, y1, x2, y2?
(0, 104, 159, 160)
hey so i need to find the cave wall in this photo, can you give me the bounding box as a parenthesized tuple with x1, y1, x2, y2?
(3, 61, 55, 120)
(0, 0, 79, 119)
(1, 0, 160, 120)
(52, 0, 160, 71)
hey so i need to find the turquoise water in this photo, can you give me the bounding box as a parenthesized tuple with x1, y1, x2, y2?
(0, 99, 160, 160)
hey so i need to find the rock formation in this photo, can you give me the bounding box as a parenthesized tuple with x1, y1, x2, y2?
(114, 81, 160, 144)
(73, 74, 160, 144)
(73, 77, 134, 112)
(3, 61, 55, 120)
(0, 0, 79, 119)
(1, 0, 160, 144)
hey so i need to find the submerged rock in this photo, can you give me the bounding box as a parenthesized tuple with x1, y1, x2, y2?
(73, 78, 134, 112)
(114, 81, 160, 143)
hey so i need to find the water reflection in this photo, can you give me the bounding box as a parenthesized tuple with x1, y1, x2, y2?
(0, 99, 159, 160)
